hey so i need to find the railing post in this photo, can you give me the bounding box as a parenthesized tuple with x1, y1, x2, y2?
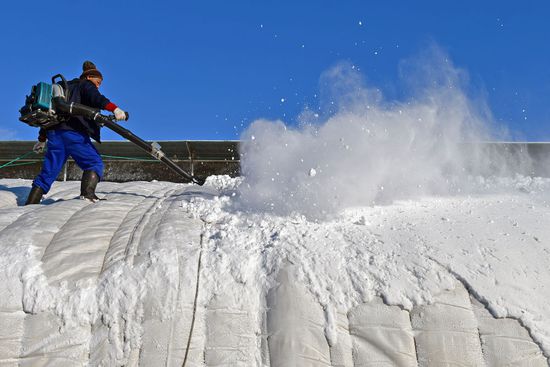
(185, 141, 195, 176)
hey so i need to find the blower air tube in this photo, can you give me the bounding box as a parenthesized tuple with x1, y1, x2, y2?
(52, 97, 101, 121)
(51, 97, 205, 185)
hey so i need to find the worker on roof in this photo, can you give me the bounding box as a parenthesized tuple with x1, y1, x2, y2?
(25, 61, 127, 205)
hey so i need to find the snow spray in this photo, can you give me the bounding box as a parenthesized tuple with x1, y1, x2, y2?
(238, 48, 529, 218)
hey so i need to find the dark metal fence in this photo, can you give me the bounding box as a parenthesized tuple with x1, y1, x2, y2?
(0, 141, 240, 182)
(1, 141, 550, 182)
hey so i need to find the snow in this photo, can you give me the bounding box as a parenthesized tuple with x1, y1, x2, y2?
(0, 174, 549, 364)
(237, 57, 521, 219)
(1, 50, 549, 365)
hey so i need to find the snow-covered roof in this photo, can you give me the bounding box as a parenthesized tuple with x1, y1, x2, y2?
(0, 178, 548, 366)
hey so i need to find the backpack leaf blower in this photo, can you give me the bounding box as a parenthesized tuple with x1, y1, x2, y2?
(19, 75, 205, 185)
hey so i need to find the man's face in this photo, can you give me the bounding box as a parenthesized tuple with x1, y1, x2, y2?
(87, 76, 102, 88)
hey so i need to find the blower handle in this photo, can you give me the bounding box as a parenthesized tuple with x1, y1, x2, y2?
(51, 74, 69, 101)
(106, 111, 130, 122)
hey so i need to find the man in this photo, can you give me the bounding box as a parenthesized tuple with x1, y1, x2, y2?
(25, 61, 127, 205)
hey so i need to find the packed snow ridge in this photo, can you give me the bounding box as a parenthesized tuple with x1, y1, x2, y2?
(0, 175, 549, 366)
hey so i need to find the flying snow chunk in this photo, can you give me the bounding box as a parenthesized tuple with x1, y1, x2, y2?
(309, 168, 317, 177)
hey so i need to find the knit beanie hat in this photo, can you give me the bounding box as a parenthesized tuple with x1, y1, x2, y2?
(80, 61, 103, 80)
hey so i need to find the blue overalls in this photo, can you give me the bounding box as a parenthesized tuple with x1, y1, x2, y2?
(33, 130, 103, 193)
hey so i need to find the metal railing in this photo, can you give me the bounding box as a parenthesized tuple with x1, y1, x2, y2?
(0, 140, 240, 182)
(1, 141, 550, 182)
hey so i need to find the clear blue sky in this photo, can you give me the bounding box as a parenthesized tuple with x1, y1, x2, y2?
(1, 0, 549, 141)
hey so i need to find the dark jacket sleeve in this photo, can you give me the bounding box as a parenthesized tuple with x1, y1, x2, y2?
(81, 80, 111, 110)
(38, 128, 47, 142)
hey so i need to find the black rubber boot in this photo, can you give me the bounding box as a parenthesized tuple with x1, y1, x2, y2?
(80, 170, 101, 202)
(25, 185, 44, 205)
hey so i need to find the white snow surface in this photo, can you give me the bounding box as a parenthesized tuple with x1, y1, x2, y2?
(0, 175, 550, 363)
